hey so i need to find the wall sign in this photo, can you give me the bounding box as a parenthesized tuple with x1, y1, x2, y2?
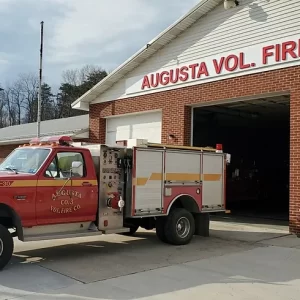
(125, 35, 300, 95)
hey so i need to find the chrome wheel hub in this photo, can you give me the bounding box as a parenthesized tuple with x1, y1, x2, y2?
(176, 217, 190, 239)
(0, 238, 3, 256)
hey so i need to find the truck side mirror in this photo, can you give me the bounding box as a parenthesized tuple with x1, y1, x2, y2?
(71, 161, 83, 177)
(226, 153, 231, 164)
(72, 161, 82, 169)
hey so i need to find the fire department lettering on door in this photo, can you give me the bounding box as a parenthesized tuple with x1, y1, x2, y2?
(51, 189, 82, 214)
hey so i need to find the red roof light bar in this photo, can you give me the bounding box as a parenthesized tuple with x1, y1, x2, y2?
(29, 135, 73, 145)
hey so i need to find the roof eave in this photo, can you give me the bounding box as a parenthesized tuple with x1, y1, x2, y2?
(0, 128, 89, 146)
(71, 45, 150, 111)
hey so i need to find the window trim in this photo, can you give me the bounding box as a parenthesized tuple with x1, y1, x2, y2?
(43, 151, 87, 179)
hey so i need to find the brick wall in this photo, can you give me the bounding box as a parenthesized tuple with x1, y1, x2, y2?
(0, 144, 19, 162)
(90, 65, 300, 234)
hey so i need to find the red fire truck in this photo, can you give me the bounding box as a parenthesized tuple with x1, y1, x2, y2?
(0, 136, 230, 270)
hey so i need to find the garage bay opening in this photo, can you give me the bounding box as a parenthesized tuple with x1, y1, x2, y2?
(192, 95, 290, 221)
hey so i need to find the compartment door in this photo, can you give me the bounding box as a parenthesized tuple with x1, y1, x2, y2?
(202, 153, 225, 211)
(133, 148, 163, 216)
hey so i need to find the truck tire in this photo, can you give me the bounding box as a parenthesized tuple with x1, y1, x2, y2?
(155, 217, 168, 243)
(120, 225, 139, 236)
(0, 225, 14, 271)
(164, 208, 195, 245)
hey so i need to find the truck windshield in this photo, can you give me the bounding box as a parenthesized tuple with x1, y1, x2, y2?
(0, 148, 50, 174)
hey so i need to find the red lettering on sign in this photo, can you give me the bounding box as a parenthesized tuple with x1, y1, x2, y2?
(140, 38, 300, 90)
(275, 44, 281, 62)
(179, 66, 189, 81)
(213, 57, 225, 74)
(262, 39, 300, 65)
(160, 71, 170, 85)
(282, 41, 297, 61)
(150, 73, 159, 87)
(197, 62, 209, 77)
(141, 76, 150, 90)
(225, 55, 239, 72)
(170, 69, 179, 84)
(189, 63, 199, 79)
(239, 53, 251, 69)
(262, 45, 275, 65)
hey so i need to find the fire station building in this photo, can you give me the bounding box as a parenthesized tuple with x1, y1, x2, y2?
(72, 0, 300, 234)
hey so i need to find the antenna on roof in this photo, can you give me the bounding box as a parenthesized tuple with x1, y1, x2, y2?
(37, 21, 44, 138)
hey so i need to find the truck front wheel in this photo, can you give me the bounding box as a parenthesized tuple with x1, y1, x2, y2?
(0, 224, 14, 270)
(164, 208, 195, 245)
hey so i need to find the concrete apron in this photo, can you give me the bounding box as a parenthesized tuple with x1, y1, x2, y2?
(210, 220, 290, 243)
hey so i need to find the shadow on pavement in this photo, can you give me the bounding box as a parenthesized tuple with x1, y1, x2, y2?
(0, 223, 297, 300)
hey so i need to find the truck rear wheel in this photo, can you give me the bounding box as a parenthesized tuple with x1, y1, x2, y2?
(155, 217, 168, 243)
(0, 224, 14, 270)
(164, 208, 195, 245)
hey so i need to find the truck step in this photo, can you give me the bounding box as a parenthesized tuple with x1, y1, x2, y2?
(24, 229, 102, 242)
(101, 228, 130, 234)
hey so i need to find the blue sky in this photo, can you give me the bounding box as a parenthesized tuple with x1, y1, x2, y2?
(0, 0, 199, 89)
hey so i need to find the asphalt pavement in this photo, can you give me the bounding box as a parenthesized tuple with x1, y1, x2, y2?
(1, 218, 299, 300)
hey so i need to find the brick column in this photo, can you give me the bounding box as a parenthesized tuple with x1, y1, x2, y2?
(89, 104, 106, 143)
(162, 105, 192, 146)
(289, 88, 300, 235)
(183, 106, 192, 146)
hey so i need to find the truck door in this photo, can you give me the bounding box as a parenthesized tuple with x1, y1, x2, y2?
(36, 150, 98, 225)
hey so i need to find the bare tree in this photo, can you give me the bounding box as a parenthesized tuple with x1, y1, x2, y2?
(12, 79, 26, 124)
(61, 69, 80, 86)
(18, 73, 39, 123)
(4, 79, 26, 125)
(0, 64, 107, 128)
(62, 64, 104, 86)
(3, 89, 16, 126)
(0, 89, 8, 128)
(57, 64, 107, 118)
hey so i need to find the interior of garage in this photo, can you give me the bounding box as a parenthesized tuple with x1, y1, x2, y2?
(192, 95, 290, 221)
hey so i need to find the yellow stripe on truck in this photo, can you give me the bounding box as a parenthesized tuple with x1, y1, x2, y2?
(135, 178, 148, 186)
(202, 174, 222, 181)
(0, 179, 98, 188)
(36, 180, 98, 187)
(133, 173, 222, 186)
(149, 173, 163, 180)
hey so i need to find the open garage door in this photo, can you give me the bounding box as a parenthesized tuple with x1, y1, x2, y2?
(106, 111, 162, 145)
(192, 95, 290, 221)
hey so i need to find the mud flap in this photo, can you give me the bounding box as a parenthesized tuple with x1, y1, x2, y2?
(194, 213, 210, 237)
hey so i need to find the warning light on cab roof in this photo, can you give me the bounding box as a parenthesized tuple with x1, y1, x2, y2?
(28, 135, 73, 146)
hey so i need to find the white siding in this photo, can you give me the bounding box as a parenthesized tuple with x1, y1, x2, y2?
(93, 0, 300, 103)
(106, 111, 162, 145)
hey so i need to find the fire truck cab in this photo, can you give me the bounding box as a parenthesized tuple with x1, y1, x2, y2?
(0, 136, 230, 270)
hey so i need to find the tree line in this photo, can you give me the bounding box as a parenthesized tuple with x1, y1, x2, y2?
(0, 65, 108, 128)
